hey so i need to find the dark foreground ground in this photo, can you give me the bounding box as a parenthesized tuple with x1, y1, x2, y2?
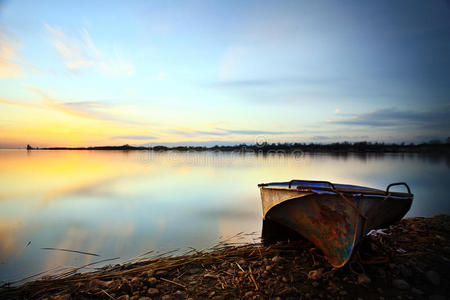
(1, 215, 449, 300)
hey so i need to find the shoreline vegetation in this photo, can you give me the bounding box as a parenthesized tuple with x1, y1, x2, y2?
(1, 215, 449, 299)
(26, 140, 450, 154)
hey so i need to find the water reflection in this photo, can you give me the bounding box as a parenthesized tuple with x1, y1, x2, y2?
(0, 149, 449, 283)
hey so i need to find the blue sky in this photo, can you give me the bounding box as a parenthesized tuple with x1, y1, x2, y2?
(0, 0, 449, 147)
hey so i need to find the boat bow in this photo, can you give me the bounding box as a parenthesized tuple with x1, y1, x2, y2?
(259, 180, 413, 267)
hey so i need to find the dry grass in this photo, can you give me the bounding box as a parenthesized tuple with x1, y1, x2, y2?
(1, 216, 449, 299)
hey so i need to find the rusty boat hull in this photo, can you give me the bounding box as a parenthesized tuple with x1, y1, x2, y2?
(258, 180, 413, 268)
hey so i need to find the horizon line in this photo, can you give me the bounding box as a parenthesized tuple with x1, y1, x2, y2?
(1, 139, 448, 150)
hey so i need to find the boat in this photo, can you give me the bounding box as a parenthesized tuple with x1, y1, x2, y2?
(258, 180, 413, 267)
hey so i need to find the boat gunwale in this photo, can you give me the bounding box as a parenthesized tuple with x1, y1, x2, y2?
(258, 184, 413, 198)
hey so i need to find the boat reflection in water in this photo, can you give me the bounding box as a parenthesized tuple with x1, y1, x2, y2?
(259, 180, 413, 267)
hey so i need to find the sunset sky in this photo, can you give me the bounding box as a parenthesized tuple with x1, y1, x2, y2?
(0, 0, 449, 148)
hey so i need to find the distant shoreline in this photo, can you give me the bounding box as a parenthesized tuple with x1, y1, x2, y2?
(25, 142, 450, 154)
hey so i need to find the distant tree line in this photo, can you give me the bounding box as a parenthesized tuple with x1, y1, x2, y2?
(26, 138, 450, 154)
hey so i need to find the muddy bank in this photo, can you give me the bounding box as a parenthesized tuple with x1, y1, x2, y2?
(1, 215, 449, 299)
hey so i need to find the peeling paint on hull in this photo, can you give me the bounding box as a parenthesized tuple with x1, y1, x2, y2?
(259, 181, 413, 267)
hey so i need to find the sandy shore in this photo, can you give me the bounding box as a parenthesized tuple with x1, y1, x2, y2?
(1, 215, 449, 300)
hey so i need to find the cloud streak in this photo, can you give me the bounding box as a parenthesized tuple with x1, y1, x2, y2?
(29, 87, 118, 121)
(0, 87, 142, 125)
(329, 107, 450, 129)
(110, 135, 157, 140)
(44, 23, 134, 76)
(209, 76, 345, 88)
(167, 128, 303, 137)
(223, 129, 301, 135)
(310, 135, 370, 141)
(0, 29, 22, 78)
(0, 98, 41, 109)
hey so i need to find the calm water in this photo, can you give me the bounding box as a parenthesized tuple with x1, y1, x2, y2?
(0, 149, 449, 283)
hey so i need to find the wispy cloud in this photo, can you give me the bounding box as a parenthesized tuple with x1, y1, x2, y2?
(28, 87, 114, 120)
(1, 86, 148, 126)
(310, 135, 370, 141)
(9, 86, 142, 125)
(224, 129, 302, 135)
(44, 23, 93, 70)
(44, 23, 134, 76)
(329, 107, 450, 129)
(167, 128, 303, 137)
(0, 29, 22, 78)
(195, 130, 229, 136)
(210, 76, 345, 88)
(110, 135, 157, 140)
(0, 98, 41, 109)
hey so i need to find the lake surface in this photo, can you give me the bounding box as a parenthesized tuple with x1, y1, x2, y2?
(0, 149, 449, 283)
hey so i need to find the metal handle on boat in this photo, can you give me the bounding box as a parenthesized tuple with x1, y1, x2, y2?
(288, 179, 336, 190)
(386, 182, 411, 195)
